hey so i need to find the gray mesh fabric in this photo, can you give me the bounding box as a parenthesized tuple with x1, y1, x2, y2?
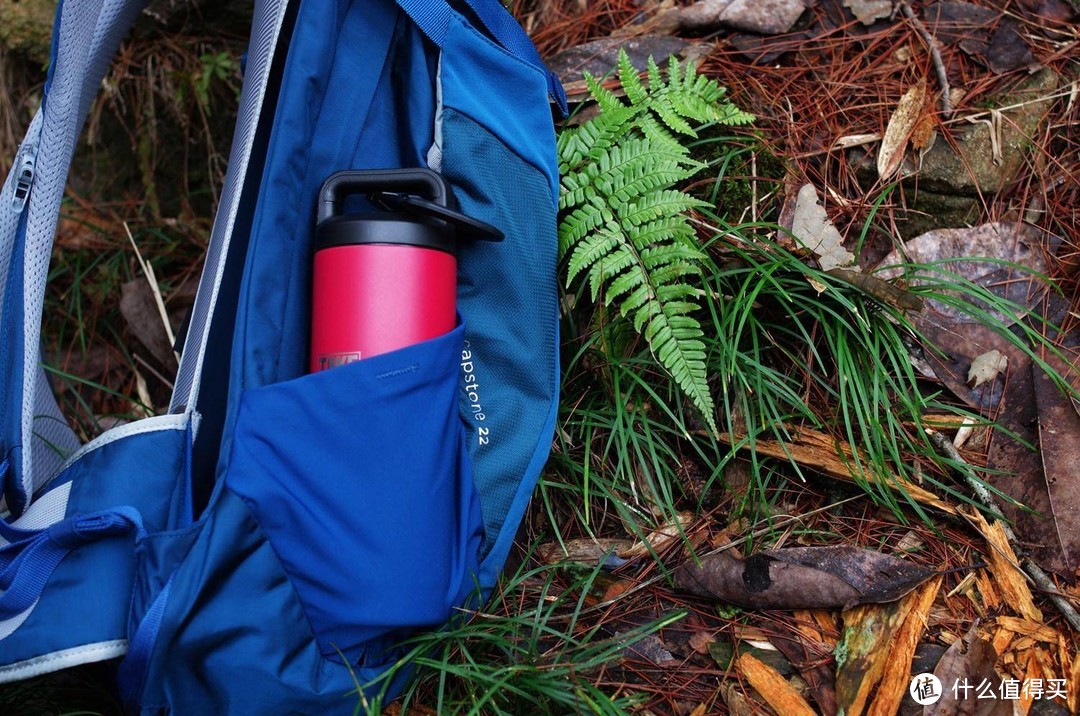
(14, 0, 152, 496)
(0, 114, 42, 307)
(170, 0, 289, 413)
(19, 0, 108, 497)
(2, 0, 286, 497)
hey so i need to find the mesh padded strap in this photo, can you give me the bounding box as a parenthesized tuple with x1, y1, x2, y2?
(0, 0, 151, 507)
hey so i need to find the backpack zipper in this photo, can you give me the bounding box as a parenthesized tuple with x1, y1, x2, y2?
(10, 142, 37, 214)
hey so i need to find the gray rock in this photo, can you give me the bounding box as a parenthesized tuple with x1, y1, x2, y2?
(915, 68, 1060, 195)
(676, 0, 807, 35)
(899, 190, 981, 240)
(546, 36, 692, 83)
(1029, 699, 1071, 716)
(844, 0, 893, 25)
(898, 643, 949, 716)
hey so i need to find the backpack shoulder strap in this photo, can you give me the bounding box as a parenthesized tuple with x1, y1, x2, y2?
(0, 0, 152, 510)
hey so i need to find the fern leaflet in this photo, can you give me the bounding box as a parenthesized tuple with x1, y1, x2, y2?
(558, 49, 754, 435)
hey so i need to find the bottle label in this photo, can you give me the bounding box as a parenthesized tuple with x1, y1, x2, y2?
(316, 352, 362, 371)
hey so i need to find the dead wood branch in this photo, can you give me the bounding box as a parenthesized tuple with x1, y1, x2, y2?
(896, 0, 953, 118)
(926, 430, 1080, 631)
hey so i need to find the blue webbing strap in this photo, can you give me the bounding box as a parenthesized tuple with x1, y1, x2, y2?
(118, 573, 174, 711)
(394, 0, 568, 116)
(0, 506, 145, 619)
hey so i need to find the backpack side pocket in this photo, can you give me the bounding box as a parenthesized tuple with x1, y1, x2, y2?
(226, 323, 482, 664)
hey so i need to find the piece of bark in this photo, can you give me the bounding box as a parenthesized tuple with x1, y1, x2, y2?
(867, 576, 942, 716)
(994, 616, 1059, 644)
(716, 426, 957, 515)
(835, 600, 913, 714)
(737, 652, 817, 716)
(969, 509, 1043, 622)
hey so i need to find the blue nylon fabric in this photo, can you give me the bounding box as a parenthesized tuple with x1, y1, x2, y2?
(0, 425, 188, 668)
(438, 16, 560, 573)
(0, 218, 27, 512)
(115, 0, 560, 709)
(132, 490, 418, 714)
(439, 16, 559, 202)
(229, 0, 433, 400)
(395, 0, 566, 113)
(0, 507, 144, 618)
(228, 325, 482, 661)
(118, 573, 172, 710)
(455, 0, 568, 115)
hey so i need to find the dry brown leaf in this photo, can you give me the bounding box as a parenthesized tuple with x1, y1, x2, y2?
(968, 349, 1008, 387)
(875, 222, 1051, 328)
(878, 79, 929, 179)
(832, 132, 881, 150)
(720, 682, 757, 716)
(718, 426, 957, 514)
(843, 0, 892, 25)
(1033, 348, 1080, 576)
(994, 616, 1059, 644)
(928, 625, 1009, 716)
(867, 576, 943, 716)
(895, 530, 926, 553)
(790, 183, 856, 271)
(687, 704, 707, 716)
(619, 512, 694, 559)
(688, 631, 716, 655)
(738, 652, 816, 716)
(120, 279, 178, 370)
(599, 579, 633, 602)
(675, 546, 934, 609)
(911, 111, 936, 152)
(968, 509, 1043, 621)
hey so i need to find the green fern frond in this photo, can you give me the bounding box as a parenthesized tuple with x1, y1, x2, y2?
(616, 190, 706, 228)
(566, 231, 619, 285)
(558, 48, 754, 435)
(618, 51, 649, 108)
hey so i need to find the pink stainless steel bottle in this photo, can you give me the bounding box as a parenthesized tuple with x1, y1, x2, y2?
(310, 169, 502, 372)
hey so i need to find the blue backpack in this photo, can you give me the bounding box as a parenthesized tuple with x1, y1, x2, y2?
(0, 0, 565, 711)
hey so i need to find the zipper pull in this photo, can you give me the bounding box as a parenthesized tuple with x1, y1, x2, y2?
(11, 145, 37, 214)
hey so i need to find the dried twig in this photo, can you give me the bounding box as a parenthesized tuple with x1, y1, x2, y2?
(926, 430, 1080, 631)
(124, 222, 179, 366)
(896, 0, 953, 118)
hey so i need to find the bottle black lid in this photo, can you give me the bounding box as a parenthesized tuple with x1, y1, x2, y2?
(314, 212, 456, 254)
